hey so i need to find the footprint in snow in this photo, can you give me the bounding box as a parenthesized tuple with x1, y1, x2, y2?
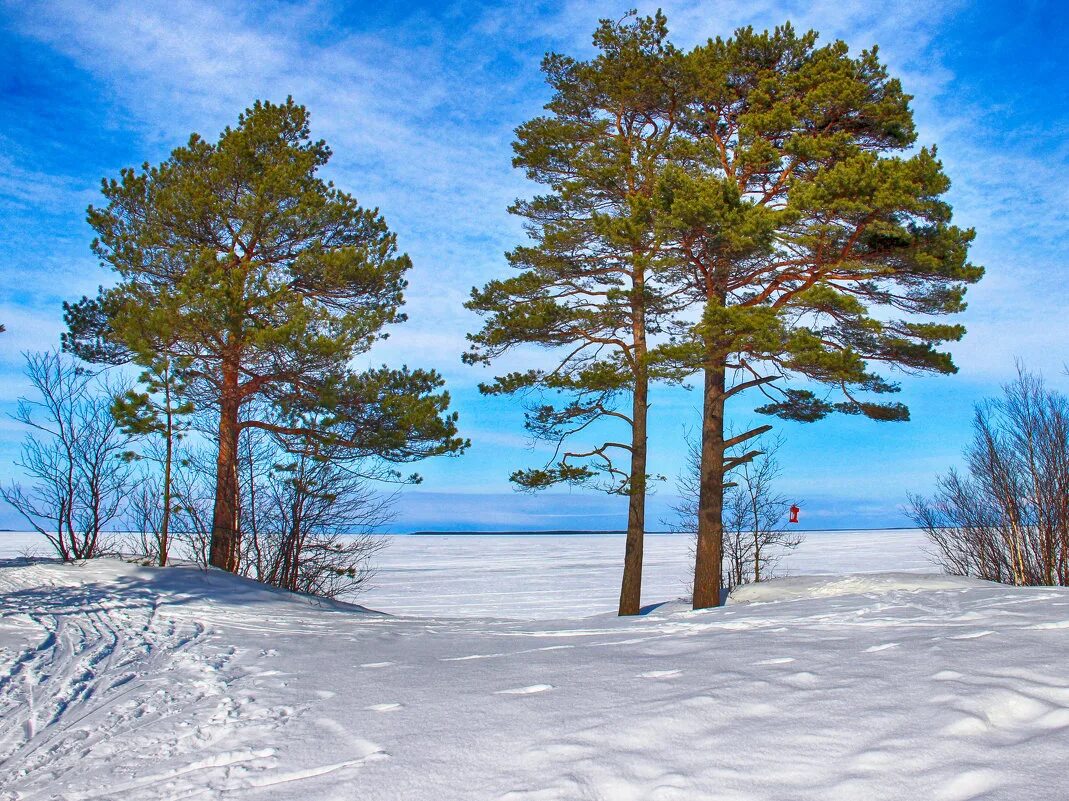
(865, 643, 899, 653)
(495, 684, 554, 695)
(365, 703, 403, 712)
(638, 669, 682, 679)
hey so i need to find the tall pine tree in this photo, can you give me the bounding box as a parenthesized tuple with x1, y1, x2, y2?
(65, 99, 466, 572)
(656, 25, 982, 607)
(465, 13, 687, 615)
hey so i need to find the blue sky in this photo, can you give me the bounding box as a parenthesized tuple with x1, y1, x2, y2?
(0, 0, 1067, 531)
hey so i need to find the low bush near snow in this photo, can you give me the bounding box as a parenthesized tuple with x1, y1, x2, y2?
(911, 367, 1069, 586)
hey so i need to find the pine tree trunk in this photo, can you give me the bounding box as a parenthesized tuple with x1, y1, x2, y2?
(619, 368, 648, 616)
(159, 364, 173, 568)
(618, 257, 649, 617)
(693, 360, 726, 609)
(209, 361, 241, 572)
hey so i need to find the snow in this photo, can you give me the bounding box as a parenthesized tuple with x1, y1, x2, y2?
(729, 572, 999, 604)
(359, 529, 933, 618)
(2, 532, 1069, 800)
(1, 529, 934, 619)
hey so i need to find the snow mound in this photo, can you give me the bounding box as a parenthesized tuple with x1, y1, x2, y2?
(0, 556, 383, 615)
(729, 571, 999, 604)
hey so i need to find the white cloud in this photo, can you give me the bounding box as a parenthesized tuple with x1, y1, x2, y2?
(1, 0, 1011, 388)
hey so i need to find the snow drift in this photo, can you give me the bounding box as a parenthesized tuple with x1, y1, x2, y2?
(729, 571, 999, 604)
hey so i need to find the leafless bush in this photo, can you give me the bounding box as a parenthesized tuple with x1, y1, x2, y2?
(1, 351, 135, 560)
(169, 446, 217, 567)
(118, 423, 391, 597)
(672, 431, 801, 592)
(910, 366, 1069, 585)
(124, 470, 166, 562)
(235, 429, 392, 598)
(109, 433, 215, 566)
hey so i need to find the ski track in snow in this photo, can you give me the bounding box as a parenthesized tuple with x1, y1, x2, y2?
(0, 561, 384, 800)
(0, 571, 214, 795)
(1, 536, 1069, 800)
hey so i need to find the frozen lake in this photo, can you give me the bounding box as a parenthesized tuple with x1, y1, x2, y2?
(0, 528, 935, 618)
(360, 530, 934, 617)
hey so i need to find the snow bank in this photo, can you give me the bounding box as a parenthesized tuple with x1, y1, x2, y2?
(0, 556, 382, 615)
(729, 571, 999, 605)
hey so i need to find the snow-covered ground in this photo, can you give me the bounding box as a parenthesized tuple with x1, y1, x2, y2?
(2, 532, 1068, 800)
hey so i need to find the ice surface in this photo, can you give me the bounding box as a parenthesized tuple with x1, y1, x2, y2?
(1, 541, 1068, 800)
(358, 529, 934, 618)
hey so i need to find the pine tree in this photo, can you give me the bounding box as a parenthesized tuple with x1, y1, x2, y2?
(65, 98, 466, 573)
(656, 25, 982, 608)
(465, 13, 687, 615)
(111, 356, 195, 566)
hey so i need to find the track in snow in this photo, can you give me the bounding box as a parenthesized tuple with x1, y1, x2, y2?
(0, 561, 372, 800)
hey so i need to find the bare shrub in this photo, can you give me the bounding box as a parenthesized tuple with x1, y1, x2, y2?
(1, 351, 135, 560)
(169, 446, 218, 567)
(673, 432, 801, 592)
(119, 423, 391, 598)
(175, 426, 390, 597)
(235, 432, 391, 598)
(910, 366, 1069, 585)
(124, 470, 166, 562)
